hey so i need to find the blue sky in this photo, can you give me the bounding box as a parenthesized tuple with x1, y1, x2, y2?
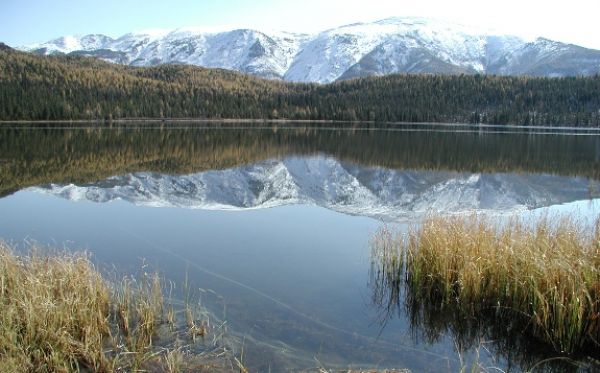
(2, 0, 600, 49)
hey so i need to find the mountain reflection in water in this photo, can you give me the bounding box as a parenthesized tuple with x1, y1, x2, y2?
(33, 155, 600, 221)
(2, 122, 600, 198)
(2, 122, 600, 372)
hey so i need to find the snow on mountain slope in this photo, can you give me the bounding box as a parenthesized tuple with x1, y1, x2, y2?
(30, 34, 116, 54)
(32, 156, 599, 222)
(284, 17, 502, 82)
(126, 29, 306, 78)
(487, 37, 600, 77)
(22, 17, 600, 82)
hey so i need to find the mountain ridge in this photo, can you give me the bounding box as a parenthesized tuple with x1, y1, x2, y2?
(21, 17, 600, 83)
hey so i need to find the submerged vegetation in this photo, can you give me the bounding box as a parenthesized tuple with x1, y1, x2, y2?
(0, 243, 238, 372)
(1, 47, 600, 125)
(370, 215, 600, 370)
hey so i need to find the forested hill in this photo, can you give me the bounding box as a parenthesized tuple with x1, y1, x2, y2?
(1, 47, 600, 126)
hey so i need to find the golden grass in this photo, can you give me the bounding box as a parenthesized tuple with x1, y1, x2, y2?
(0, 243, 236, 372)
(371, 215, 600, 355)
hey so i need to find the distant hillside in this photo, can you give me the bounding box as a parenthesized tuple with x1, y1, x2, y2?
(1, 47, 600, 126)
(21, 17, 600, 83)
(0, 42, 14, 51)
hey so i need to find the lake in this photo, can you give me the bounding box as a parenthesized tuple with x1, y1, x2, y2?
(1, 122, 600, 372)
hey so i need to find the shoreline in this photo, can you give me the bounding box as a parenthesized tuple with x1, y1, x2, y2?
(1, 118, 600, 132)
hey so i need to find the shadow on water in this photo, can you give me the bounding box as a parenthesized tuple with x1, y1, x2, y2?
(1, 121, 600, 197)
(368, 227, 600, 372)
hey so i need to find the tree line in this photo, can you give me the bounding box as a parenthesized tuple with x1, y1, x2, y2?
(1, 46, 600, 126)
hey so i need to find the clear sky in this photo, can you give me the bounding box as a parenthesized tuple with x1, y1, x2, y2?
(2, 0, 599, 49)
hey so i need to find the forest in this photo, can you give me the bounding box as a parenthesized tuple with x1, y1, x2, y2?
(1, 44, 600, 126)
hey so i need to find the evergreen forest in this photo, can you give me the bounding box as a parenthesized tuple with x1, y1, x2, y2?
(1, 44, 600, 126)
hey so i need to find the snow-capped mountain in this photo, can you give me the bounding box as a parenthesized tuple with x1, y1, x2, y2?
(22, 17, 600, 83)
(32, 156, 599, 222)
(27, 27, 310, 80)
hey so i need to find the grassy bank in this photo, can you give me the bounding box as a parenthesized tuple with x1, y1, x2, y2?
(371, 215, 600, 355)
(0, 243, 236, 372)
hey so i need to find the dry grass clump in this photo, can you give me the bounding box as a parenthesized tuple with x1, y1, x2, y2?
(0, 243, 233, 372)
(372, 215, 600, 355)
(0, 245, 113, 372)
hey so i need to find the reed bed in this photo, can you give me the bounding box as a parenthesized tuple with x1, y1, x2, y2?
(0, 243, 236, 372)
(371, 215, 600, 355)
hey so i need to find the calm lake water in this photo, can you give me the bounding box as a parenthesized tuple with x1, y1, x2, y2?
(1, 122, 600, 372)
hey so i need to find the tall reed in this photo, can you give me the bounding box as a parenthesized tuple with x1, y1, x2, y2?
(373, 215, 600, 354)
(0, 243, 233, 372)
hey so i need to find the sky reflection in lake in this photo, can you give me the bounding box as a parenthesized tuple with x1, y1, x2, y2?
(1, 123, 599, 371)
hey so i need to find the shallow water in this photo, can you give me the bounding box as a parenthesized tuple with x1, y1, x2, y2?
(1, 122, 599, 371)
